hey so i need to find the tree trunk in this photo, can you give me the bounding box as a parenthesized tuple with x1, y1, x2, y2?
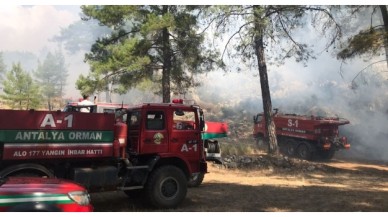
(48, 97, 52, 111)
(379, 5, 388, 69)
(253, 6, 279, 155)
(161, 6, 171, 103)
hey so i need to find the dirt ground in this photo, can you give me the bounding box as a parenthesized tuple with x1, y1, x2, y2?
(90, 155, 388, 212)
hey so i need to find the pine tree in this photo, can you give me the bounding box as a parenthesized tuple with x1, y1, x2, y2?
(336, 6, 388, 87)
(0, 63, 41, 110)
(34, 50, 68, 110)
(0, 52, 6, 81)
(79, 5, 219, 102)
(206, 5, 341, 155)
(337, 6, 388, 65)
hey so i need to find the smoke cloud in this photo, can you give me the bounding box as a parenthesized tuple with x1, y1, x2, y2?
(0, 5, 86, 98)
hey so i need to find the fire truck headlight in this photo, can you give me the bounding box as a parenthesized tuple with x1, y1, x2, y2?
(68, 191, 91, 206)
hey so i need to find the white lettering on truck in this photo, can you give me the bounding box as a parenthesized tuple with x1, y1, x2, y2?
(14, 131, 101, 141)
(40, 114, 56, 127)
(180, 144, 198, 152)
(40, 114, 74, 128)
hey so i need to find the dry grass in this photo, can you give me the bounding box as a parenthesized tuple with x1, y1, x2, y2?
(91, 157, 388, 212)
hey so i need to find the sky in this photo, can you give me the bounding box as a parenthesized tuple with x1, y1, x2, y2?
(0, 5, 79, 52)
(1, 3, 388, 161)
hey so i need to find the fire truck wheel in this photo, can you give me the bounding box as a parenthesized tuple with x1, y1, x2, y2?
(144, 165, 187, 209)
(255, 138, 264, 147)
(188, 172, 205, 187)
(296, 142, 313, 160)
(282, 139, 296, 156)
(0, 164, 54, 178)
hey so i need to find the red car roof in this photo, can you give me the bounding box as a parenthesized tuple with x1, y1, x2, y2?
(0, 177, 85, 194)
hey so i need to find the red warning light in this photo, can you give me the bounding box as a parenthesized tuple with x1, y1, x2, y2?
(172, 99, 184, 104)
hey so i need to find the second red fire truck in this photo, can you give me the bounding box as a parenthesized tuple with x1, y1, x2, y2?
(253, 109, 351, 160)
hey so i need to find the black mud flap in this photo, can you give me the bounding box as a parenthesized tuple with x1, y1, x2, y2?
(205, 152, 223, 164)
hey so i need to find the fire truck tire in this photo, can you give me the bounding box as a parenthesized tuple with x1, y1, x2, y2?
(319, 149, 335, 160)
(296, 142, 314, 160)
(0, 164, 54, 178)
(281, 139, 296, 156)
(144, 165, 187, 209)
(254, 134, 264, 146)
(188, 172, 205, 187)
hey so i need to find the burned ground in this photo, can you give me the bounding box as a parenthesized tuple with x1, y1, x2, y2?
(91, 153, 388, 212)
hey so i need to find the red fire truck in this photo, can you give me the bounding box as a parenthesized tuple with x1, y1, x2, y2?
(0, 100, 207, 208)
(253, 110, 350, 160)
(63, 100, 227, 187)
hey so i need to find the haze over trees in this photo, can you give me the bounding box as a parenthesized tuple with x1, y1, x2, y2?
(34, 50, 69, 110)
(336, 5, 388, 88)
(0, 63, 41, 110)
(0, 53, 6, 107)
(201, 6, 341, 155)
(0, 52, 6, 81)
(0, 50, 69, 110)
(53, 19, 112, 55)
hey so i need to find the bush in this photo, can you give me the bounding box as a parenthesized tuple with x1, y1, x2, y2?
(219, 138, 265, 156)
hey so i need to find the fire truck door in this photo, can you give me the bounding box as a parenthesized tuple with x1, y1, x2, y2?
(141, 110, 168, 153)
(170, 109, 202, 162)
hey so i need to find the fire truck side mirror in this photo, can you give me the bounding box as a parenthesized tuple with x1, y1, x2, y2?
(253, 114, 262, 124)
(199, 110, 205, 131)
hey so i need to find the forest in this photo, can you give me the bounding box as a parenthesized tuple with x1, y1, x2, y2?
(1, 5, 387, 161)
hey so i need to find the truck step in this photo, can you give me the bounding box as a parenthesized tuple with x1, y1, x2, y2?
(126, 165, 149, 170)
(118, 186, 143, 191)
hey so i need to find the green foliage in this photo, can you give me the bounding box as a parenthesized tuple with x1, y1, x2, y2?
(82, 5, 138, 27)
(75, 74, 97, 97)
(78, 5, 220, 102)
(338, 27, 387, 60)
(0, 63, 41, 109)
(34, 50, 69, 110)
(0, 52, 6, 81)
(337, 6, 388, 61)
(334, 5, 388, 89)
(220, 138, 261, 156)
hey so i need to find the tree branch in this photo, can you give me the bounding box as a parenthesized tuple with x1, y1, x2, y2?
(277, 14, 304, 51)
(351, 59, 386, 84)
(221, 21, 253, 60)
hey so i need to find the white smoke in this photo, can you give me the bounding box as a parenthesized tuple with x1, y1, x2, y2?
(0, 5, 86, 98)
